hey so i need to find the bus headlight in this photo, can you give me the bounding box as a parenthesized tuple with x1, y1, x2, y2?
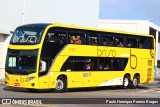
(5, 74, 9, 80)
(26, 76, 35, 82)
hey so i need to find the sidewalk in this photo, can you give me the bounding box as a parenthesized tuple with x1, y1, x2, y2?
(0, 79, 5, 86)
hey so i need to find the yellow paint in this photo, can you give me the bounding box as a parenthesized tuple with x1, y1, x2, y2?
(5, 23, 155, 90)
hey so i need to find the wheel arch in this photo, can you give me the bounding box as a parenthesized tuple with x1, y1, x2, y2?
(133, 73, 140, 83)
(57, 74, 68, 85)
(124, 73, 131, 79)
(57, 74, 67, 81)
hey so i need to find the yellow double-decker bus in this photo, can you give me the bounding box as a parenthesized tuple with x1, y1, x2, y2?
(5, 23, 155, 92)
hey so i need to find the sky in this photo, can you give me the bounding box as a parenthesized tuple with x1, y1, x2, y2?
(100, 0, 160, 26)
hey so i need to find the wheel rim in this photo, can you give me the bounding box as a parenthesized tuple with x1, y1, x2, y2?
(56, 79, 64, 90)
(124, 78, 129, 87)
(133, 78, 138, 87)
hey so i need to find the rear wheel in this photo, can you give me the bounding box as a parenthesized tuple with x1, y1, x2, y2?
(122, 76, 130, 89)
(130, 76, 139, 89)
(55, 76, 67, 92)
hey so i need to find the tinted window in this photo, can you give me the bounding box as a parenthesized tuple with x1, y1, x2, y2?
(68, 30, 85, 44)
(139, 37, 153, 49)
(101, 34, 110, 46)
(61, 56, 128, 71)
(109, 35, 114, 46)
(115, 36, 124, 47)
(87, 32, 98, 45)
(46, 28, 67, 44)
(126, 37, 138, 48)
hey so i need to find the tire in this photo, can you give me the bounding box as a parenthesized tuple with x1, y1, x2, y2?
(55, 76, 67, 92)
(130, 76, 139, 89)
(122, 76, 130, 89)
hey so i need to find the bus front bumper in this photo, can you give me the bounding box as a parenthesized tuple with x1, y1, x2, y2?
(5, 78, 39, 89)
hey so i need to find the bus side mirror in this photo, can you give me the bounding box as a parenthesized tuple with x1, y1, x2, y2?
(40, 60, 47, 73)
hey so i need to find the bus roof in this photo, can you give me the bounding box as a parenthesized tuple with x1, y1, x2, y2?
(17, 23, 51, 29)
(53, 23, 154, 37)
(18, 23, 154, 37)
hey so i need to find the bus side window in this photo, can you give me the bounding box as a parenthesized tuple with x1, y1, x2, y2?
(101, 34, 109, 46)
(126, 37, 137, 48)
(87, 32, 98, 45)
(99, 59, 110, 70)
(61, 57, 74, 71)
(109, 35, 114, 46)
(46, 28, 67, 44)
(115, 36, 124, 47)
(139, 37, 153, 49)
(68, 30, 85, 45)
(147, 37, 153, 49)
(69, 35, 76, 44)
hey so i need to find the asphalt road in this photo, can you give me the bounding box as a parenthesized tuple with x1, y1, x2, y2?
(0, 75, 160, 107)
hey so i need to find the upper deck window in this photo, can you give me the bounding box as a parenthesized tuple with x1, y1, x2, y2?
(68, 30, 85, 44)
(45, 28, 67, 44)
(87, 32, 99, 45)
(10, 27, 44, 44)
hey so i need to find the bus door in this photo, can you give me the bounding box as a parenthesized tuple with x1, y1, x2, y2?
(38, 58, 50, 89)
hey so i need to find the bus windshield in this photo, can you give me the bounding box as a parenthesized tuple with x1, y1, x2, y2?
(5, 49, 38, 75)
(10, 27, 44, 44)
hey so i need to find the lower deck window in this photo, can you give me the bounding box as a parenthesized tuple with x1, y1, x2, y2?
(61, 56, 128, 71)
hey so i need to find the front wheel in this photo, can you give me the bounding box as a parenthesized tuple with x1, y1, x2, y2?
(122, 76, 130, 89)
(55, 76, 67, 92)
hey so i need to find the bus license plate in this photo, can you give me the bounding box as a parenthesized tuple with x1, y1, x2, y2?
(14, 83, 20, 86)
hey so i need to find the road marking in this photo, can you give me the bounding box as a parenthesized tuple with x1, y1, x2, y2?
(140, 89, 160, 93)
(155, 91, 160, 93)
(141, 90, 154, 93)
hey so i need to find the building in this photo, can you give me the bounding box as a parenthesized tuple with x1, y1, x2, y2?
(98, 19, 160, 74)
(0, 0, 99, 79)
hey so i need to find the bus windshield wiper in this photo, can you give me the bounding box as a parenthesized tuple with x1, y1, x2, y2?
(21, 70, 29, 75)
(6, 69, 16, 74)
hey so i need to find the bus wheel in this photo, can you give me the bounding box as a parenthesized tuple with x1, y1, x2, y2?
(122, 76, 130, 89)
(130, 76, 139, 89)
(55, 76, 67, 92)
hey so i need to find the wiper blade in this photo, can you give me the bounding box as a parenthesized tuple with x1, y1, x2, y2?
(15, 70, 29, 75)
(5, 69, 16, 74)
(22, 70, 29, 75)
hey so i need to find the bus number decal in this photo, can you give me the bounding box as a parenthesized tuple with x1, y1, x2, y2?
(69, 48, 76, 53)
